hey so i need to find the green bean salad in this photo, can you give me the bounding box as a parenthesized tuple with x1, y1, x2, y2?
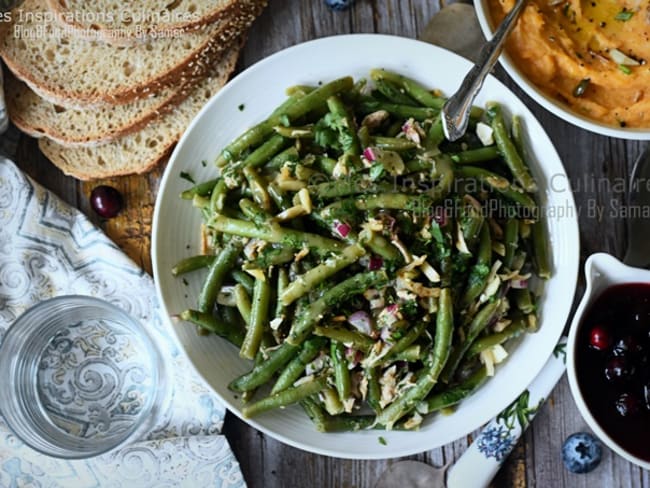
(174, 69, 550, 432)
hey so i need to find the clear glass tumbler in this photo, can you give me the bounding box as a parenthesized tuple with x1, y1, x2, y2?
(0, 295, 169, 458)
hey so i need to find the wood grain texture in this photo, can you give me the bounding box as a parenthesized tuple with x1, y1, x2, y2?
(10, 0, 648, 486)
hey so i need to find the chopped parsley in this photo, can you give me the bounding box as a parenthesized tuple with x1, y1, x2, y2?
(378, 436, 387, 446)
(182, 278, 189, 286)
(615, 9, 634, 21)
(369, 163, 385, 181)
(180, 171, 195, 184)
(618, 64, 632, 75)
(238, 103, 246, 111)
(201, 160, 207, 167)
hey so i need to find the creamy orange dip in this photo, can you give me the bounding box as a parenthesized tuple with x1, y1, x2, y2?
(488, 0, 650, 127)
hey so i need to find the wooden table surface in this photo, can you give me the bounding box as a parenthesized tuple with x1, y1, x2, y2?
(11, 0, 650, 486)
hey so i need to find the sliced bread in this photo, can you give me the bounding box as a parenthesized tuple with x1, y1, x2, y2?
(6, 68, 197, 146)
(38, 42, 240, 180)
(0, 0, 264, 107)
(46, 0, 242, 46)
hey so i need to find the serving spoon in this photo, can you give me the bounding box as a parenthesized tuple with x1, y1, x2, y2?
(441, 0, 528, 141)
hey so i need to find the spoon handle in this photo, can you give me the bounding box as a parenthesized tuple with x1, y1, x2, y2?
(446, 336, 567, 488)
(441, 0, 528, 141)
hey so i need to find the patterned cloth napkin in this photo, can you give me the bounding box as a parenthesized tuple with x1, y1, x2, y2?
(0, 134, 245, 487)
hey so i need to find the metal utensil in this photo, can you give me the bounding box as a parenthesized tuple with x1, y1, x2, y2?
(441, 0, 528, 141)
(624, 145, 650, 268)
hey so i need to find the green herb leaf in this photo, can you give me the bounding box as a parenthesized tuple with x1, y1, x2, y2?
(619, 64, 632, 75)
(369, 163, 385, 181)
(180, 171, 195, 184)
(379, 436, 387, 445)
(615, 9, 634, 21)
(238, 104, 246, 111)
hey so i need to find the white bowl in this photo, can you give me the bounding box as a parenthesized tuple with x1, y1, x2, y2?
(567, 253, 650, 469)
(152, 34, 580, 459)
(474, 1, 650, 140)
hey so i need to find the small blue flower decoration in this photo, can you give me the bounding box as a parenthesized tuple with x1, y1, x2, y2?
(324, 0, 355, 11)
(477, 425, 515, 462)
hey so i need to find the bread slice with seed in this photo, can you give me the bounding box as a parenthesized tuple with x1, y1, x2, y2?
(0, 0, 264, 107)
(6, 68, 198, 146)
(38, 43, 240, 180)
(46, 0, 244, 46)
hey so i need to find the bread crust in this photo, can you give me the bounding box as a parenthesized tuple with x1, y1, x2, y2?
(38, 42, 241, 180)
(0, 0, 265, 107)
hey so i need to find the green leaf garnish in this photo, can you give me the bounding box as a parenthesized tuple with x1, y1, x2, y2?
(615, 9, 634, 21)
(180, 171, 195, 184)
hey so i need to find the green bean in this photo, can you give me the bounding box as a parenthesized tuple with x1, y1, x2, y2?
(265, 146, 300, 171)
(267, 182, 293, 211)
(314, 156, 337, 176)
(371, 136, 418, 152)
(374, 78, 419, 105)
(180, 309, 245, 347)
(370, 69, 446, 110)
(238, 199, 271, 226)
(514, 288, 535, 314)
(281, 244, 366, 305)
(287, 270, 389, 346)
(286, 85, 316, 96)
(208, 216, 343, 253)
(388, 344, 423, 363)
(233, 284, 252, 325)
(417, 366, 488, 414)
(358, 231, 401, 262)
(323, 194, 434, 219)
(229, 342, 299, 392)
(198, 240, 242, 313)
(357, 100, 437, 121)
(467, 317, 527, 358)
(366, 366, 382, 414)
(271, 337, 326, 394)
(424, 115, 445, 150)
(455, 166, 537, 213)
(308, 176, 395, 199)
(172, 255, 215, 276)
(181, 178, 219, 200)
(503, 218, 520, 269)
(216, 78, 353, 166)
(451, 146, 500, 165)
(532, 220, 551, 279)
(248, 246, 296, 268)
(487, 103, 537, 193)
(374, 288, 453, 428)
(331, 341, 352, 401)
(440, 299, 502, 383)
(460, 198, 485, 250)
(511, 115, 526, 159)
(274, 268, 289, 319)
(327, 95, 362, 157)
(369, 321, 427, 367)
(208, 179, 228, 214)
(242, 375, 327, 418)
(461, 224, 492, 308)
(313, 325, 374, 352)
(240, 277, 272, 360)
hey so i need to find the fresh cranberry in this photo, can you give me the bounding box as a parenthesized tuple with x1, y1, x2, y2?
(604, 356, 635, 382)
(615, 392, 640, 417)
(90, 185, 123, 218)
(589, 325, 611, 351)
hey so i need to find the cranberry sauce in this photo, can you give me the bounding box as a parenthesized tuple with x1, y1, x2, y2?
(575, 283, 650, 461)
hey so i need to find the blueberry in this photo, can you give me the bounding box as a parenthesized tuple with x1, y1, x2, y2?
(324, 0, 355, 11)
(561, 432, 603, 474)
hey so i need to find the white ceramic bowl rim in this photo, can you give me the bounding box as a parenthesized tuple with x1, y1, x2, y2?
(152, 34, 580, 459)
(474, 1, 650, 140)
(567, 253, 650, 470)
